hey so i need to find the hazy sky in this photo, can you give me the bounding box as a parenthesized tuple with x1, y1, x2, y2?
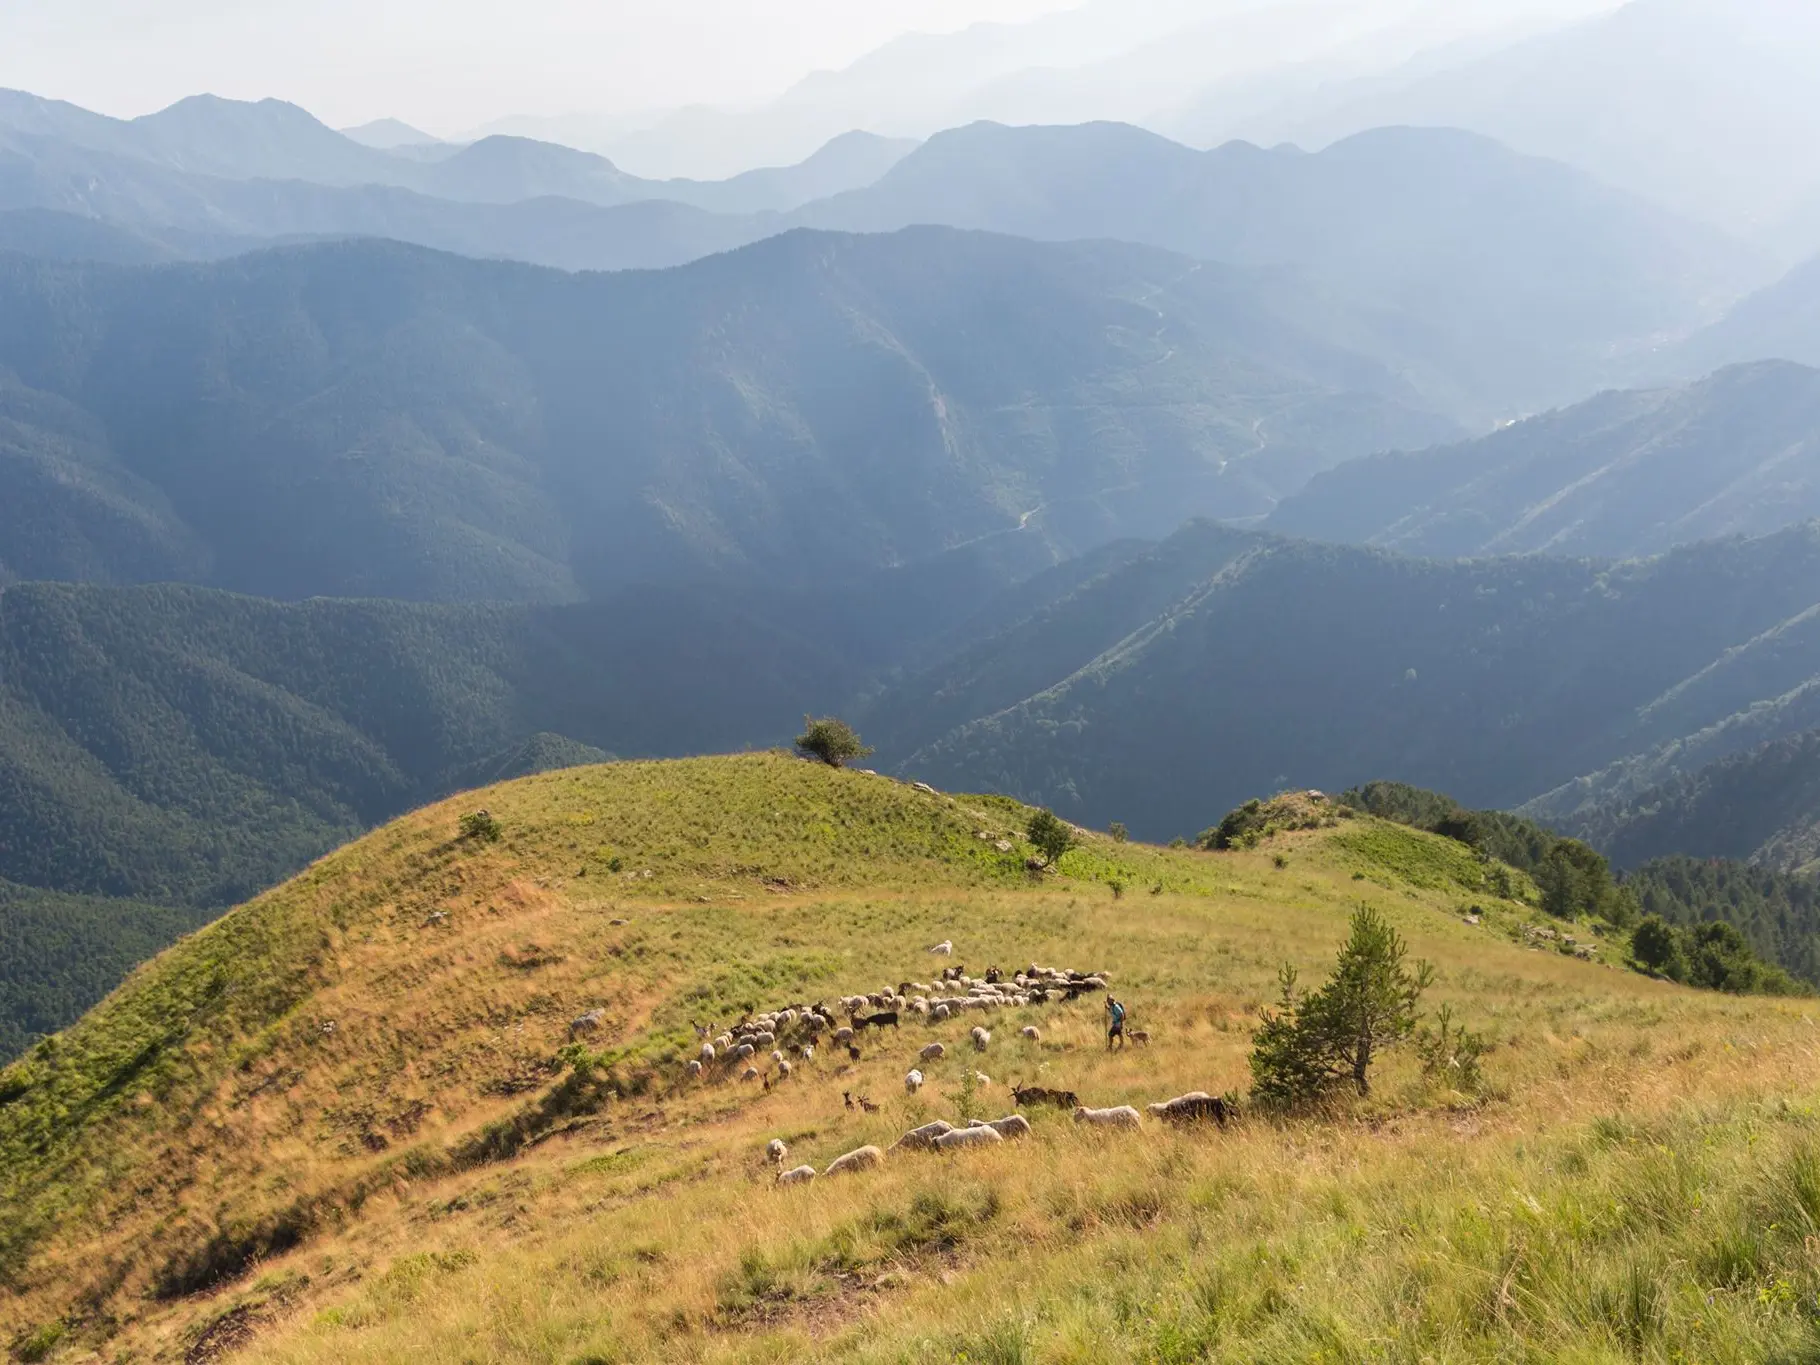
(0, 0, 1081, 131)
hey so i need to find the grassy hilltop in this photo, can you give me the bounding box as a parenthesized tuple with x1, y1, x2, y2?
(6, 753, 1820, 1363)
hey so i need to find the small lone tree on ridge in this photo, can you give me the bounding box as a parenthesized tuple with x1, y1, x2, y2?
(1249, 905, 1434, 1106)
(795, 716, 873, 768)
(1026, 808, 1076, 868)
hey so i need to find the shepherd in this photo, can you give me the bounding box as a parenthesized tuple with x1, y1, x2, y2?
(1106, 996, 1128, 1050)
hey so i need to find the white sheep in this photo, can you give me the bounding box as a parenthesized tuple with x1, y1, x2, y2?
(891, 1120, 954, 1152)
(1019, 1026, 1041, 1042)
(740, 1066, 761, 1082)
(777, 1165, 817, 1187)
(929, 941, 954, 956)
(801, 1045, 815, 1062)
(1074, 1105, 1143, 1130)
(766, 1139, 788, 1164)
(771, 1049, 785, 1066)
(920, 1042, 947, 1062)
(733, 1042, 756, 1061)
(685, 1059, 703, 1078)
(972, 1071, 992, 1088)
(934, 1125, 1003, 1152)
(824, 1146, 886, 1178)
(753, 1031, 776, 1048)
(568, 1009, 605, 1038)
(969, 1114, 1033, 1140)
(699, 1042, 716, 1064)
(832, 1027, 855, 1046)
(971, 1027, 992, 1052)
(905, 1069, 925, 1094)
(931, 1004, 951, 1022)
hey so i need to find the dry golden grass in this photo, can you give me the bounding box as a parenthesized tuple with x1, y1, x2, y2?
(6, 753, 1820, 1363)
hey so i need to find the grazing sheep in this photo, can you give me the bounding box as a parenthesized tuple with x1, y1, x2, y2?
(771, 1050, 786, 1066)
(1147, 1094, 1229, 1126)
(766, 1139, 788, 1164)
(972, 1072, 992, 1088)
(754, 1032, 776, 1049)
(733, 1042, 756, 1062)
(971, 1027, 992, 1052)
(777, 1165, 817, 1187)
(969, 1114, 1033, 1140)
(920, 1042, 947, 1062)
(1019, 1026, 1041, 1042)
(832, 1027, 855, 1046)
(568, 1010, 605, 1038)
(740, 1066, 761, 1082)
(934, 1125, 1003, 1152)
(699, 1042, 716, 1064)
(929, 941, 954, 956)
(1074, 1105, 1143, 1130)
(905, 1069, 924, 1094)
(778, 1059, 794, 1079)
(1010, 1082, 1080, 1110)
(891, 1120, 955, 1152)
(931, 1004, 951, 1022)
(685, 1060, 703, 1078)
(801, 1045, 815, 1063)
(824, 1146, 886, 1178)
(858, 1011, 900, 1031)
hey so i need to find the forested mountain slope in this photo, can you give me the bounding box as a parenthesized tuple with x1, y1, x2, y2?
(1558, 728, 1820, 874)
(0, 230, 1454, 600)
(898, 523, 1820, 837)
(0, 580, 856, 910)
(1270, 361, 1820, 557)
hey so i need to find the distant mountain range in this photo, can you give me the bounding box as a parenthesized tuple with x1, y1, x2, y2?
(0, 229, 1455, 601)
(1217, 0, 1820, 255)
(0, 89, 915, 217)
(515, 0, 1604, 180)
(792, 120, 1757, 420)
(0, 95, 1762, 424)
(1270, 361, 1820, 557)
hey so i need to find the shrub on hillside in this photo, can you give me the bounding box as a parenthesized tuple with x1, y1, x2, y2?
(1415, 1004, 1490, 1095)
(459, 810, 501, 843)
(1250, 906, 1435, 1106)
(1630, 914, 1803, 996)
(1200, 792, 1339, 851)
(794, 716, 873, 768)
(1026, 809, 1076, 867)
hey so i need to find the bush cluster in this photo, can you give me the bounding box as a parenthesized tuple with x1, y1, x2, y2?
(1630, 916, 1802, 996)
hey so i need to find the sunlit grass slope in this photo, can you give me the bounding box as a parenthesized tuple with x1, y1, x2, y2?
(5, 753, 1820, 1363)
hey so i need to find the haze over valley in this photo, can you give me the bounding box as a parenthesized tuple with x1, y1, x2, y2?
(9, 3, 1820, 1362)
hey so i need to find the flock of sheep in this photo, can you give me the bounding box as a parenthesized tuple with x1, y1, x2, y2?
(768, 1091, 1230, 1187)
(610, 941, 1233, 1188)
(674, 957, 1119, 1091)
